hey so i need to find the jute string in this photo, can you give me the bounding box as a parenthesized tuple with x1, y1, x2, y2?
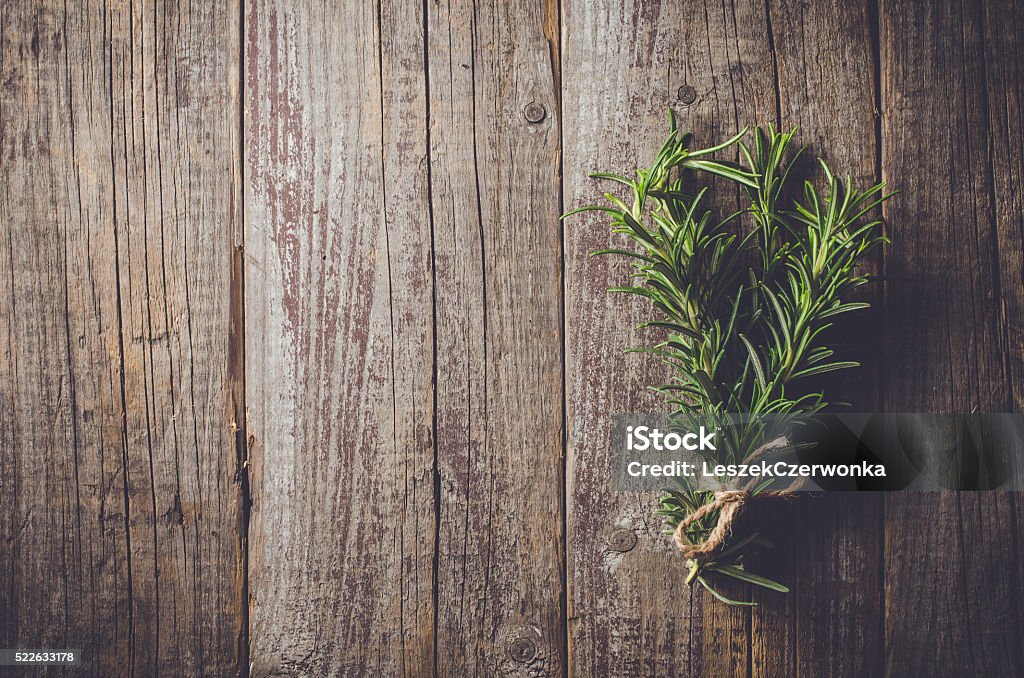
(672, 489, 794, 559)
(673, 435, 799, 559)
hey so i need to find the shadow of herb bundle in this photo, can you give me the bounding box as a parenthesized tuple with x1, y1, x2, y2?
(567, 113, 891, 605)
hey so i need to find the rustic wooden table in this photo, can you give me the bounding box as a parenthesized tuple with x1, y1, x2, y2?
(2, 0, 1022, 676)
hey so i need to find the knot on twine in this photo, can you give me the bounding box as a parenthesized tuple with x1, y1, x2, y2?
(672, 489, 793, 559)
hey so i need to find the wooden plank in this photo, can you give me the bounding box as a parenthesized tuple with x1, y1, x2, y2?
(983, 0, 1024, 657)
(245, 0, 435, 674)
(984, 0, 1024, 412)
(563, 0, 776, 675)
(378, 0, 438, 671)
(0, 1, 245, 675)
(673, 6, 778, 675)
(425, 0, 565, 674)
(880, 0, 1023, 674)
(760, 1, 885, 676)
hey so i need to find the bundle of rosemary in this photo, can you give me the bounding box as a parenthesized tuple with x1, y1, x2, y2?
(568, 113, 891, 605)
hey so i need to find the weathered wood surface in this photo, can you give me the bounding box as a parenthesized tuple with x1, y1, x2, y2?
(426, 0, 566, 675)
(1, 0, 1023, 676)
(766, 1, 886, 676)
(562, 0, 777, 675)
(246, 0, 563, 674)
(0, 1, 245, 676)
(880, 1, 1024, 676)
(244, 0, 436, 675)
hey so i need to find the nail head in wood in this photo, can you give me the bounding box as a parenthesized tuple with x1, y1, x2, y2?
(523, 101, 546, 124)
(677, 84, 698, 106)
(508, 636, 537, 663)
(608, 528, 637, 552)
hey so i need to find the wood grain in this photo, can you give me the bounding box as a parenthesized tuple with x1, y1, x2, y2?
(2, 0, 1024, 675)
(245, 0, 435, 674)
(426, 0, 565, 674)
(678, 4, 780, 673)
(380, 0, 439, 672)
(984, 0, 1024, 413)
(881, 0, 1023, 675)
(763, 1, 885, 676)
(562, 0, 776, 674)
(0, 1, 245, 675)
(983, 4, 1024, 662)
(562, 1, 698, 672)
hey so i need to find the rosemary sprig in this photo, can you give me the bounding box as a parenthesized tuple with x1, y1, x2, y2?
(569, 112, 892, 604)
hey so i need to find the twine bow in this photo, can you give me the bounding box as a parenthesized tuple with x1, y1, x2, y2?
(672, 489, 794, 559)
(673, 436, 799, 561)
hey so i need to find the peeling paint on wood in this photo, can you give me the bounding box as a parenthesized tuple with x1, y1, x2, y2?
(2, 1, 1023, 676)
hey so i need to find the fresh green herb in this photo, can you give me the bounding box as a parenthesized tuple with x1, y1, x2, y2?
(567, 112, 891, 604)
